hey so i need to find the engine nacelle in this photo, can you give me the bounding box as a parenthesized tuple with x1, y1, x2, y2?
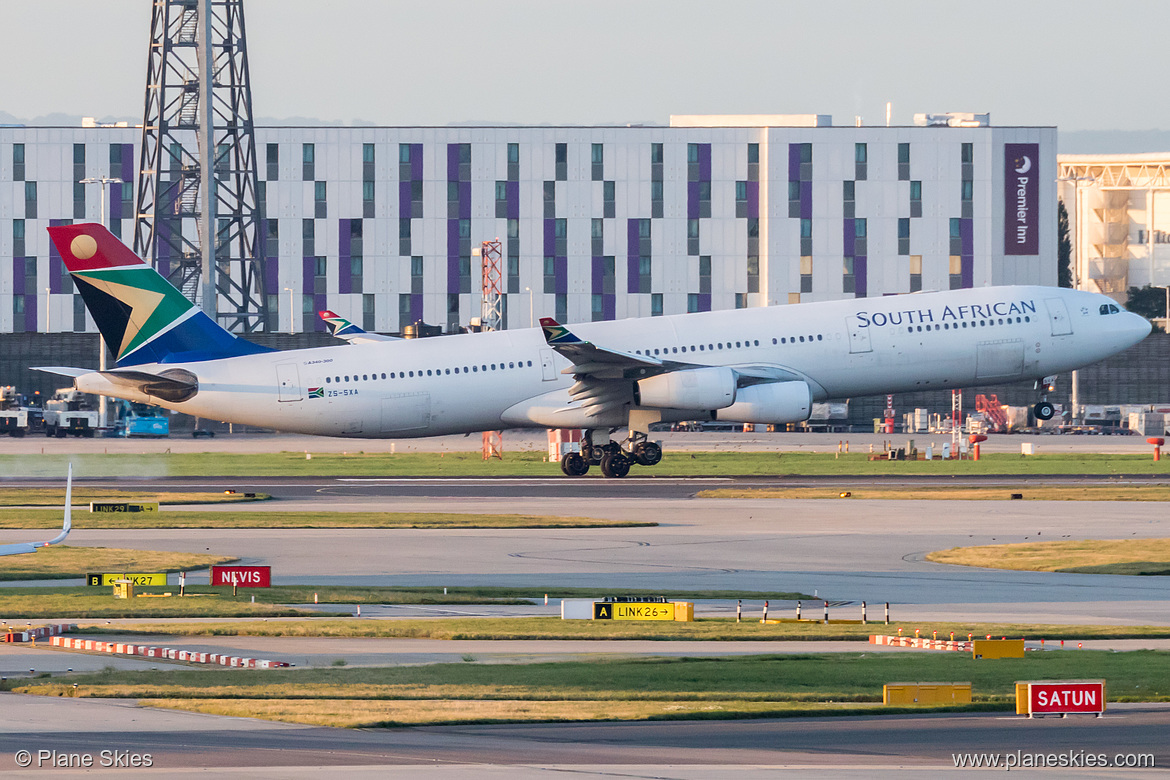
(635, 367, 736, 411)
(716, 381, 812, 424)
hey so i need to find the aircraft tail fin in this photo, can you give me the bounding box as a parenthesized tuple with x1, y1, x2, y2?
(46, 223, 273, 367)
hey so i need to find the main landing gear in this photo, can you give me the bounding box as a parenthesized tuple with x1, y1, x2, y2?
(559, 428, 664, 478)
(1033, 376, 1057, 421)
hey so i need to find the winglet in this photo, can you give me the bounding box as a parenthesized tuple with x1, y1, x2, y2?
(0, 464, 72, 556)
(50, 463, 73, 546)
(539, 317, 584, 346)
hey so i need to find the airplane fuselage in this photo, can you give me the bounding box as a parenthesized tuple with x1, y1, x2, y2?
(76, 285, 1149, 438)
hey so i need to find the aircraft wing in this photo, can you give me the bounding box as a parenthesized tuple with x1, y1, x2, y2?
(0, 464, 72, 556)
(539, 317, 663, 380)
(319, 310, 399, 343)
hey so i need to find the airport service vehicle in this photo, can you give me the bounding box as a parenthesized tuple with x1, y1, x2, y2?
(43, 388, 98, 438)
(37, 223, 1151, 477)
(0, 385, 29, 437)
(113, 400, 170, 438)
(0, 464, 72, 556)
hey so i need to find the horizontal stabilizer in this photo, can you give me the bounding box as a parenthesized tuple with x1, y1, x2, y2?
(31, 366, 91, 378)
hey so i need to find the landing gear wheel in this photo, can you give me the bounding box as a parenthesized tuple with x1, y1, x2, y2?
(1034, 401, 1055, 421)
(599, 451, 631, 478)
(633, 440, 662, 466)
(560, 452, 590, 476)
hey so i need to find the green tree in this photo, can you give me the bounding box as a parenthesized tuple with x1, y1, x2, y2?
(1126, 284, 1167, 333)
(1057, 199, 1073, 288)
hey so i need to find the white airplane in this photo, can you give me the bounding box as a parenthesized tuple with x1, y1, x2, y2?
(36, 224, 1150, 477)
(0, 464, 73, 556)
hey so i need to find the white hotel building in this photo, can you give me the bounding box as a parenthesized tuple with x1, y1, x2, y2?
(0, 115, 1055, 336)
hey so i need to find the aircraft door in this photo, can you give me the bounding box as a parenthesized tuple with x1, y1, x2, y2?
(276, 362, 302, 402)
(1044, 298, 1073, 336)
(540, 349, 556, 381)
(846, 316, 872, 354)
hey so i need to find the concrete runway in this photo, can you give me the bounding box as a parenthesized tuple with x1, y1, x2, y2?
(19, 492, 1169, 625)
(0, 693, 1165, 776)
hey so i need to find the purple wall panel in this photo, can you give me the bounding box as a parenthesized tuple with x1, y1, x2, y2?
(506, 182, 519, 220)
(121, 145, 134, 186)
(687, 182, 699, 219)
(555, 258, 568, 295)
(604, 295, 615, 320)
(961, 218, 974, 288)
(25, 295, 37, 332)
(398, 181, 411, 213)
(962, 257, 974, 288)
(48, 219, 65, 294)
(459, 181, 471, 220)
(109, 187, 123, 225)
(699, 293, 711, 312)
(12, 258, 24, 295)
(266, 258, 279, 295)
(591, 257, 604, 295)
(843, 219, 855, 257)
(302, 257, 315, 292)
(411, 293, 423, 323)
(543, 219, 556, 255)
(411, 145, 423, 181)
(447, 220, 460, 295)
(627, 219, 639, 293)
(313, 294, 327, 330)
(747, 181, 759, 219)
(447, 144, 460, 180)
(800, 182, 811, 220)
(788, 145, 801, 181)
(854, 257, 868, 299)
(698, 144, 711, 182)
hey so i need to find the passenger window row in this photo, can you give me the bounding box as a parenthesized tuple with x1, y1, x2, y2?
(325, 360, 535, 384)
(904, 315, 1030, 334)
(635, 339, 763, 357)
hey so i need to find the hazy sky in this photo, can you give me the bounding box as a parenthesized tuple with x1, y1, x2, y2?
(3, 0, 1167, 130)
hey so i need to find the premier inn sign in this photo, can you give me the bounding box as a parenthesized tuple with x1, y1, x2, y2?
(1004, 142, 1039, 255)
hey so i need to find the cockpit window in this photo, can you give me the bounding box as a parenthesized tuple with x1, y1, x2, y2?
(1100, 303, 1122, 315)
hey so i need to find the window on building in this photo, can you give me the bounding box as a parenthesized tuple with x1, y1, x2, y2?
(314, 180, 327, 218)
(650, 293, 663, 317)
(13, 143, 25, 180)
(302, 143, 315, 180)
(909, 255, 922, 293)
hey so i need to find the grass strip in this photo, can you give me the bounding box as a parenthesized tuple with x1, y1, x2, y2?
(0, 489, 270, 507)
(0, 546, 236, 582)
(700, 485, 1170, 501)
(20, 650, 1167, 701)
(17, 650, 1166, 727)
(0, 508, 642, 530)
(137, 698, 988, 727)
(4, 450, 1170, 478)
(75, 617, 1170, 641)
(927, 538, 1170, 576)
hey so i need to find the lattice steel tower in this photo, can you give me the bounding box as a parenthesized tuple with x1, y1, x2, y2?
(133, 0, 267, 331)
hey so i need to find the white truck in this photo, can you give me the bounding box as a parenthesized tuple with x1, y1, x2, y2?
(0, 386, 29, 437)
(44, 388, 98, 438)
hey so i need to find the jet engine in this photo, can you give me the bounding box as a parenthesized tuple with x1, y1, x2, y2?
(634, 367, 736, 411)
(715, 381, 812, 424)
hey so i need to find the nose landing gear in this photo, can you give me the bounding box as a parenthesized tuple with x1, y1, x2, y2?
(1033, 376, 1057, 421)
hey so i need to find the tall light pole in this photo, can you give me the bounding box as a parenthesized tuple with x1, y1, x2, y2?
(284, 287, 295, 334)
(524, 286, 534, 328)
(80, 176, 123, 432)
